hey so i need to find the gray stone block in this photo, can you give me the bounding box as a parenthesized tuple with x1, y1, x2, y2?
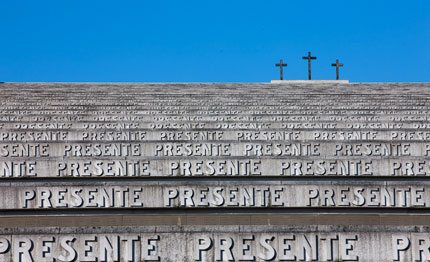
(1, 82, 430, 260)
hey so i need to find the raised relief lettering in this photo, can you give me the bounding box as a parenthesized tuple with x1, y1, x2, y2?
(21, 187, 145, 208)
(281, 160, 373, 176)
(165, 186, 285, 208)
(169, 160, 261, 176)
(192, 233, 359, 261)
(155, 143, 231, 157)
(58, 160, 150, 177)
(0, 144, 49, 157)
(0, 161, 36, 177)
(64, 143, 141, 157)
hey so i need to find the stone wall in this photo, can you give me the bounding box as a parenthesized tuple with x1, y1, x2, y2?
(1, 82, 430, 261)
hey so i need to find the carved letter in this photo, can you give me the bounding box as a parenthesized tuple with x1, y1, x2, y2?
(165, 188, 178, 207)
(58, 237, 77, 262)
(23, 190, 35, 208)
(0, 237, 10, 254)
(194, 236, 212, 261)
(13, 238, 33, 262)
(392, 235, 410, 261)
(258, 235, 276, 261)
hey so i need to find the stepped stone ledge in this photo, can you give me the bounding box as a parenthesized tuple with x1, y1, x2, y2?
(0, 82, 430, 261)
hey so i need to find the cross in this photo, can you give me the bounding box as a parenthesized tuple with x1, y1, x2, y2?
(331, 59, 344, 80)
(275, 59, 288, 80)
(302, 52, 317, 80)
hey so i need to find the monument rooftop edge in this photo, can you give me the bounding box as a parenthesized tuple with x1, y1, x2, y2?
(1, 82, 430, 96)
(271, 80, 349, 84)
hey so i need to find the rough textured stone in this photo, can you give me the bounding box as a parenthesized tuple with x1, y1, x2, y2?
(0, 225, 429, 261)
(1, 82, 430, 261)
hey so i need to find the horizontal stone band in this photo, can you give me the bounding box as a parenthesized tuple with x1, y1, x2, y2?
(1, 158, 429, 177)
(0, 225, 427, 261)
(0, 181, 427, 209)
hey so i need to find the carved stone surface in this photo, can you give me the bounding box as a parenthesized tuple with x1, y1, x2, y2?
(2, 180, 430, 209)
(1, 82, 430, 261)
(1, 225, 430, 261)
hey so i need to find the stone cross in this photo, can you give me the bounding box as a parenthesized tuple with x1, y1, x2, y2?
(275, 59, 288, 80)
(302, 52, 317, 80)
(331, 59, 344, 80)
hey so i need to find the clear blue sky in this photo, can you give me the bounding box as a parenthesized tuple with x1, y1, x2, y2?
(0, 0, 429, 82)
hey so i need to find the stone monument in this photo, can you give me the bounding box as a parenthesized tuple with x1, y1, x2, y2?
(0, 82, 430, 261)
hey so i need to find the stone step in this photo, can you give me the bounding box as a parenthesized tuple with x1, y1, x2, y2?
(0, 225, 424, 261)
(0, 180, 426, 209)
(0, 82, 429, 260)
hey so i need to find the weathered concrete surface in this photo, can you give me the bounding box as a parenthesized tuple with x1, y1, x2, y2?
(4, 213, 430, 227)
(1, 82, 430, 261)
(0, 225, 430, 261)
(0, 180, 429, 209)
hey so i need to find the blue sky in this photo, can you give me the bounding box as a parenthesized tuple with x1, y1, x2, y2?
(0, 1, 429, 82)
